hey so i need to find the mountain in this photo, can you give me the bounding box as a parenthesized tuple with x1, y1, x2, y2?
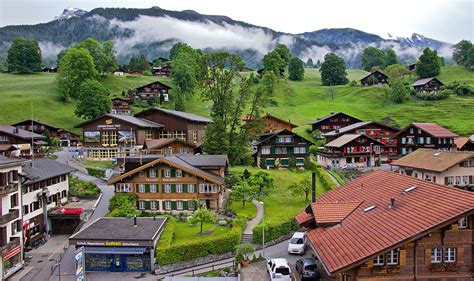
(0, 7, 453, 68)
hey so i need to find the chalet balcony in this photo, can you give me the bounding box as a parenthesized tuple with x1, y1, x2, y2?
(0, 209, 20, 225)
(0, 183, 18, 196)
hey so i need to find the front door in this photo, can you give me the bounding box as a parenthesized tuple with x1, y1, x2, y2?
(110, 255, 124, 272)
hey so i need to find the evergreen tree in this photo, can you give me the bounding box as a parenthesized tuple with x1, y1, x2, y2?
(128, 54, 149, 72)
(7, 37, 42, 73)
(384, 49, 398, 66)
(306, 58, 314, 68)
(416, 48, 441, 78)
(75, 79, 111, 119)
(202, 119, 229, 155)
(315, 59, 321, 68)
(361, 47, 386, 71)
(320, 53, 349, 86)
(57, 48, 97, 102)
(288, 57, 305, 81)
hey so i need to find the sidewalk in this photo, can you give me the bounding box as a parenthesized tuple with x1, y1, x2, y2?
(243, 200, 263, 235)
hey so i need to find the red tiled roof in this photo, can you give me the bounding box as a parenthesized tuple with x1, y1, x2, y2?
(294, 208, 313, 225)
(297, 170, 474, 276)
(312, 201, 362, 224)
(454, 137, 470, 149)
(412, 123, 458, 138)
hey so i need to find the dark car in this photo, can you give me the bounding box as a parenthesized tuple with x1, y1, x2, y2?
(295, 258, 319, 280)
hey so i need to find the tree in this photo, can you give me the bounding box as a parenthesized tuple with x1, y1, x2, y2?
(467, 45, 474, 69)
(261, 71, 276, 96)
(289, 176, 312, 201)
(7, 37, 42, 73)
(262, 51, 284, 78)
(320, 53, 349, 86)
(288, 57, 305, 81)
(202, 119, 229, 155)
(273, 44, 292, 67)
(57, 48, 97, 102)
(438, 56, 446, 67)
(75, 79, 111, 119)
(188, 206, 216, 235)
(109, 201, 141, 218)
(175, 91, 185, 111)
(109, 193, 138, 212)
(171, 44, 200, 104)
(361, 47, 386, 71)
(385, 64, 409, 84)
(306, 58, 314, 68)
(385, 79, 409, 104)
(128, 54, 149, 73)
(231, 179, 257, 208)
(247, 171, 274, 196)
(169, 42, 196, 61)
(416, 48, 441, 78)
(452, 40, 473, 66)
(384, 49, 398, 66)
(315, 59, 321, 68)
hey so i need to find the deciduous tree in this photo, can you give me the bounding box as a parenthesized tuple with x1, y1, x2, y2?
(384, 49, 398, 66)
(7, 37, 42, 73)
(75, 79, 111, 119)
(289, 176, 312, 202)
(247, 171, 274, 196)
(452, 40, 473, 67)
(231, 179, 257, 208)
(288, 57, 305, 81)
(361, 47, 386, 71)
(320, 53, 348, 86)
(188, 206, 216, 234)
(273, 44, 292, 67)
(385, 79, 409, 104)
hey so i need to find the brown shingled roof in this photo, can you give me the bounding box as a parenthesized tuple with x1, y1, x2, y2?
(411, 123, 458, 138)
(391, 148, 474, 172)
(296, 170, 474, 276)
(454, 137, 471, 149)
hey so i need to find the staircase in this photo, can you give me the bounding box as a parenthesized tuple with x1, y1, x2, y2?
(241, 233, 254, 244)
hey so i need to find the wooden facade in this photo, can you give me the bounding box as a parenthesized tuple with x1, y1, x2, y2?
(143, 138, 196, 155)
(152, 66, 172, 77)
(360, 70, 388, 86)
(254, 129, 312, 168)
(12, 120, 79, 147)
(111, 98, 133, 115)
(0, 125, 46, 156)
(131, 81, 172, 102)
(311, 112, 362, 133)
(396, 123, 457, 156)
(412, 77, 444, 93)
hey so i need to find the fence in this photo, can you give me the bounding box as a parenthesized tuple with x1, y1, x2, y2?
(166, 259, 236, 277)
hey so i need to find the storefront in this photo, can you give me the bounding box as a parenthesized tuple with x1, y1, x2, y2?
(1, 240, 23, 280)
(69, 217, 166, 273)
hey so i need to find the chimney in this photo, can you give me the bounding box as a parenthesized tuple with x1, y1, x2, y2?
(389, 198, 395, 208)
(312, 172, 316, 203)
(133, 216, 137, 227)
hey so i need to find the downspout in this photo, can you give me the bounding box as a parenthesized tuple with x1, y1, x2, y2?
(414, 239, 418, 281)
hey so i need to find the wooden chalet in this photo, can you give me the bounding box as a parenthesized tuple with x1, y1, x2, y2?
(0, 125, 46, 156)
(412, 77, 444, 93)
(254, 129, 312, 168)
(12, 119, 80, 147)
(257, 67, 285, 78)
(130, 81, 172, 102)
(108, 154, 229, 212)
(295, 170, 474, 280)
(407, 63, 417, 71)
(41, 67, 58, 73)
(143, 138, 196, 155)
(135, 107, 212, 146)
(111, 97, 133, 115)
(396, 123, 458, 156)
(74, 114, 163, 161)
(360, 70, 388, 86)
(455, 136, 474, 151)
(152, 65, 172, 77)
(129, 71, 143, 76)
(310, 112, 362, 133)
(243, 114, 298, 133)
(317, 134, 385, 168)
(113, 68, 125, 76)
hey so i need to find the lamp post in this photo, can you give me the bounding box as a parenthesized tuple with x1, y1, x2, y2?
(260, 201, 265, 258)
(55, 261, 61, 281)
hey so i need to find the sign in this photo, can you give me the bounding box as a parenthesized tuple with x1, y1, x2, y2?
(74, 241, 143, 247)
(75, 247, 86, 281)
(3, 246, 21, 261)
(98, 124, 121, 130)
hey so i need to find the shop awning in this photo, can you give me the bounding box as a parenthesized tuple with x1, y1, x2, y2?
(84, 247, 147, 255)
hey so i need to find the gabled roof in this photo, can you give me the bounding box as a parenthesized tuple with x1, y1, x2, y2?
(322, 121, 400, 138)
(0, 156, 27, 167)
(0, 125, 46, 140)
(144, 138, 196, 150)
(310, 112, 361, 126)
(295, 170, 474, 276)
(112, 97, 132, 103)
(11, 119, 60, 130)
(391, 148, 474, 172)
(0, 144, 17, 152)
(312, 201, 362, 225)
(454, 136, 472, 149)
(243, 114, 298, 129)
(360, 70, 388, 81)
(108, 155, 225, 185)
(74, 114, 163, 129)
(410, 122, 458, 138)
(411, 77, 444, 87)
(135, 81, 172, 91)
(136, 108, 212, 124)
(325, 134, 385, 148)
(256, 129, 312, 146)
(22, 158, 77, 184)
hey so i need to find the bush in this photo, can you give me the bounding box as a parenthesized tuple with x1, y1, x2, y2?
(86, 167, 105, 178)
(349, 80, 357, 86)
(253, 218, 298, 244)
(69, 177, 101, 198)
(109, 193, 138, 212)
(454, 83, 474, 96)
(416, 89, 451, 101)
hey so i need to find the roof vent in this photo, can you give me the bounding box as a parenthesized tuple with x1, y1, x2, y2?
(404, 185, 417, 193)
(364, 205, 376, 212)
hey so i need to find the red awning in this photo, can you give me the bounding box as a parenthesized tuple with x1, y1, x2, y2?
(59, 208, 83, 215)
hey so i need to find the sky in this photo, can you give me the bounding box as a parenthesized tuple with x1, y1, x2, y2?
(0, 0, 472, 43)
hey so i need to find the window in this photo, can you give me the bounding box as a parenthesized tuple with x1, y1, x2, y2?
(193, 131, 198, 143)
(419, 137, 424, 144)
(462, 176, 469, 186)
(277, 136, 292, 143)
(402, 138, 406, 144)
(199, 183, 218, 193)
(188, 184, 195, 193)
(261, 147, 271, 155)
(149, 169, 156, 178)
(139, 171, 145, 177)
(458, 217, 468, 229)
(176, 184, 183, 193)
(176, 169, 182, 178)
(11, 220, 20, 235)
(444, 248, 456, 263)
(275, 147, 287, 154)
(294, 147, 306, 154)
(426, 137, 431, 144)
(150, 184, 157, 193)
(138, 184, 145, 193)
(431, 248, 442, 263)
(373, 255, 384, 266)
(446, 176, 454, 185)
(151, 201, 157, 210)
(164, 169, 171, 178)
(177, 201, 183, 210)
(409, 128, 414, 134)
(116, 183, 131, 192)
(455, 176, 462, 185)
(146, 130, 153, 140)
(342, 274, 351, 281)
(386, 249, 399, 265)
(164, 201, 172, 210)
(138, 201, 145, 210)
(164, 184, 171, 193)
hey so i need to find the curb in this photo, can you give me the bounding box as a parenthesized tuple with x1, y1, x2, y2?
(93, 193, 103, 210)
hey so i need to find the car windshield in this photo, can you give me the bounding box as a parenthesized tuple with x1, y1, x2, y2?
(304, 264, 317, 271)
(275, 267, 290, 275)
(290, 238, 303, 244)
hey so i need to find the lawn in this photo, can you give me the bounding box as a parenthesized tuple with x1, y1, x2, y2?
(82, 160, 115, 169)
(228, 200, 257, 220)
(172, 220, 232, 245)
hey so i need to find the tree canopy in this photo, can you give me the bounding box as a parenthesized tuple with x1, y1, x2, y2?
(188, 206, 216, 234)
(289, 176, 312, 202)
(75, 79, 111, 119)
(453, 40, 474, 68)
(74, 38, 117, 75)
(7, 37, 42, 73)
(262, 51, 284, 78)
(416, 48, 441, 78)
(288, 57, 305, 81)
(127, 54, 149, 73)
(320, 53, 348, 86)
(273, 44, 292, 66)
(384, 49, 398, 66)
(361, 47, 386, 71)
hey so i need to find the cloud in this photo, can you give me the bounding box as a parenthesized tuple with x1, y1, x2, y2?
(300, 45, 332, 62)
(38, 41, 66, 61)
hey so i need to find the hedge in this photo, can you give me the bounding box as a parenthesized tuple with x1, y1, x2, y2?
(69, 177, 101, 198)
(86, 167, 105, 178)
(158, 219, 176, 247)
(310, 162, 337, 191)
(252, 218, 298, 244)
(156, 227, 241, 265)
(415, 90, 450, 101)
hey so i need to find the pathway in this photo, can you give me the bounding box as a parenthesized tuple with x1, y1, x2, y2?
(241, 200, 264, 244)
(325, 170, 341, 187)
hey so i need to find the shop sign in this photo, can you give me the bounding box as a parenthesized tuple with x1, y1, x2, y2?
(3, 246, 21, 261)
(75, 240, 142, 247)
(162, 178, 178, 182)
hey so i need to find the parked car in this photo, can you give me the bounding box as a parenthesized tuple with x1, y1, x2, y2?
(288, 232, 306, 254)
(341, 163, 357, 170)
(295, 258, 319, 280)
(266, 258, 292, 281)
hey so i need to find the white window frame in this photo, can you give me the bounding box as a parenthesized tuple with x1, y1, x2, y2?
(373, 255, 384, 266)
(138, 201, 145, 210)
(177, 201, 183, 210)
(164, 201, 171, 210)
(431, 248, 442, 263)
(386, 249, 399, 265)
(176, 169, 182, 178)
(458, 217, 468, 229)
(150, 184, 157, 193)
(151, 201, 157, 210)
(164, 184, 171, 193)
(188, 184, 195, 193)
(164, 169, 171, 178)
(444, 248, 456, 263)
(426, 137, 431, 144)
(261, 147, 271, 155)
(138, 184, 145, 193)
(176, 184, 183, 193)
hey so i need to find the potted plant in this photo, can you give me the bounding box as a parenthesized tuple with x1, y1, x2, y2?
(235, 244, 255, 267)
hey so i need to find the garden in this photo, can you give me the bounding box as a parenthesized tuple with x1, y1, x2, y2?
(69, 176, 101, 198)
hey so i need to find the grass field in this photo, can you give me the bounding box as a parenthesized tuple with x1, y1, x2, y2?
(172, 220, 232, 244)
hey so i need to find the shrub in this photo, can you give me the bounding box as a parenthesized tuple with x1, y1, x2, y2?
(416, 89, 451, 101)
(253, 218, 298, 244)
(454, 83, 474, 96)
(69, 177, 101, 198)
(159, 218, 176, 247)
(86, 167, 105, 178)
(349, 80, 357, 86)
(306, 162, 337, 191)
(109, 193, 138, 212)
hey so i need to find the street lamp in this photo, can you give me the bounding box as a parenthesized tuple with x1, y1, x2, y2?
(54, 261, 61, 281)
(260, 201, 265, 259)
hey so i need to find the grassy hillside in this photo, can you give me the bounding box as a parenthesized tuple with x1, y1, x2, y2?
(0, 66, 473, 135)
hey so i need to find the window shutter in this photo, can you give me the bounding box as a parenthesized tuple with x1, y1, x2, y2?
(161, 169, 164, 177)
(183, 184, 188, 193)
(145, 201, 151, 210)
(366, 259, 373, 268)
(171, 184, 176, 193)
(288, 147, 293, 154)
(183, 201, 188, 210)
(171, 168, 176, 177)
(145, 184, 150, 193)
(470, 176, 473, 184)
(399, 249, 406, 266)
(146, 169, 150, 177)
(424, 249, 431, 265)
(171, 201, 177, 210)
(457, 247, 464, 264)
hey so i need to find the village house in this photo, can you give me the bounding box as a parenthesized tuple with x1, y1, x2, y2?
(20, 159, 76, 247)
(111, 97, 133, 115)
(108, 154, 228, 212)
(130, 81, 172, 102)
(295, 170, 474, 281)
(243, 114, 298, 133)
(396, 123, 458, 156)
(322, 121, 399, 161)
(254, 129, 312, 168)
(74, 114, 163, 161)
(113, 68, 125, 76)
(317, 134, 385, 169)
(12, 120, 80, 147)
(135, 107, 212, 146)
(455, 135, 474, 151)
(412, 77, 444, 93)
(310, 112, 362, 133)
(0, 157, 26, 280)
(391, 149, 474, 192)
(0, 125, 46, 156)
(360, 70, 388, 86)
(407, 63, 417, 72)
(143, 138, 196, 155)
(152, 65, 172, 77)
